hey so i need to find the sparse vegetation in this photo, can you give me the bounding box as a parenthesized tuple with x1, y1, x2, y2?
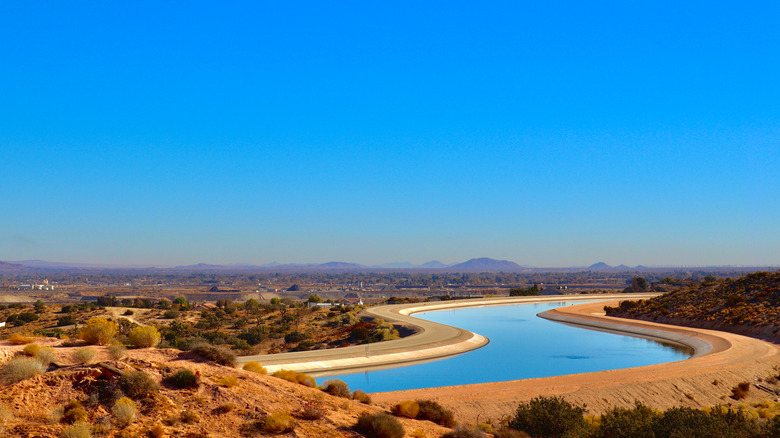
(730, 381, 751, 400)
(0, 356, 47, 383)
(120, 371, 159, 399)
(392, 400, 420, 419)
(271, 369, 317, 387)
(321, 379, 350, 398)
(165, 369, 199, 389)
(441, 426, 487, 438)
(509, 396, 587, 437)
(79, 317, 118, 345)
(7, 333, 35, 345)
(60, 422, 92, 438)
(355, 412, 405, 438)
(416, 399, 456, 427)
(262, 411, 296, 434)
(112, 397, 137, 426)
(299, 402, 327, 420)
(190, 342, 236, 366)
(128, 325, 161, 348)
(73, 347, 97, 365)
(352, 389, 372, 404)
(108, 342, 126, 360)
(214, 375, 238, 387)
(242, 361, 267, 374)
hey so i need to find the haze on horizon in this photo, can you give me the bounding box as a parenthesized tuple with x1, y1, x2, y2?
(1, 2, 778, 268)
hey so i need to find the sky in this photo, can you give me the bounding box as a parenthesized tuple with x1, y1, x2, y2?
(1, 1, 778, 268)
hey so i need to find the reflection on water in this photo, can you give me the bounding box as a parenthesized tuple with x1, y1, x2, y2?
(325, 301, 692, 393)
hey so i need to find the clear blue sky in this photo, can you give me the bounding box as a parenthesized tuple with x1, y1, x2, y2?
(1, 1, 778, 267)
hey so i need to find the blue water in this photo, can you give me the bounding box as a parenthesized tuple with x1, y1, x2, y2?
(325, 301, 691, 393)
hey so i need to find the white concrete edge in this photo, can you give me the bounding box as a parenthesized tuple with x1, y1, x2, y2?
(537, 311, 713, 358)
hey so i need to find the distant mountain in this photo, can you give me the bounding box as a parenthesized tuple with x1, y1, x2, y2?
(12, 260, 154, 269)
(173, 263, 226, 270)
(0, 261, 30, 272)
(374, 262, 416, 269)
(420, 260, 450, 269)
(614, 264, 633, 270)
(588, 262, 612, 270)
(448, 257, 524, 272)
(318, 262, 365, 269)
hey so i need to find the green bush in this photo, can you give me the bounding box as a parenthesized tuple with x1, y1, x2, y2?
(355, 412, 404, 438)
(0, 356, 47, 383)
(190, 342, 236, 366)
(321, 379, 350, 398)
(416, 399, 456, 427)
(166, 369, 199, 389)
(120, 371, 159, 399)
(509, 396, 587, 437)
(594, 402, 657, 438)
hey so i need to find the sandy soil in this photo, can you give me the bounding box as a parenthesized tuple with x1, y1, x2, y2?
(372, 301, 780, 424)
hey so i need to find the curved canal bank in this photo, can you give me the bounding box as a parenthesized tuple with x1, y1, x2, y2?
(372, 301, 780, 421)
(237, 293, 660, 375)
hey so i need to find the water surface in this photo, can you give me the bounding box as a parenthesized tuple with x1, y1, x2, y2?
(325, 301, 691, 393)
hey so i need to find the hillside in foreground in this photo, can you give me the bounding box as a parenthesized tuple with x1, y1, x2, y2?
(606, 271, 780, 342)
(0, 340, 450, 437)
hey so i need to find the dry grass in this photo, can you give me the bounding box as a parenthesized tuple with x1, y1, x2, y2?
(6, 333, 35, 345)
(214, 376, 238, 388)
(73, 347, 97, 365)
(60, 422, 92, 438)
(112, 397, 137, 426)
(262, 411, 296, 434)
(242, 361, 267, 374)
(0, 356, 47, 383)
(392, 400, 420, 419)
(352, 389, 372, 405)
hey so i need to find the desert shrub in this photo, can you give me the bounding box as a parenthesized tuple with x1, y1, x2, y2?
(123, 309, 134, 316)
(112, 397, 137, 426)
(355, 412, 404, 438)
(62, 400, 88, 424)
(322, 379, 350, 398)
(180, 410, 199, 423)
(60, 422, 92, 438)
(263, 411, 296, 434)
(215, 402, 237, 414)
(73, 347, 97, 365)
(35, 346, 56, 365)
(594, 402, 657, 438)
(0, 356, 47, 383)
(271, 369, 316, 387)
(6, 333, 35, 345)
(416, 399, 456, 427)
(730, 381, 750, 400)
(108, 342, 126, 360)
(190, 342, 236, 366)
(352, 389, 372, 405)
(120, 371, 159, 399)
(79, 317, 118, 345)
(242, 361, 267, 374)
(392, 400, 420, 419)
(57, 315, 77, 326)
(128, 326, 161, 348)
(23, 343, 41, 356)
(509, 396, 587, 437)
(166, 369, 199, 389)
(441, 426, 487, 438)
(410, 429, 426, 438)
(163, 310, 180, 319)
(650, 406, 731, 437)
(299, 402, 326, 420)
(215, 376, 238, 387)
